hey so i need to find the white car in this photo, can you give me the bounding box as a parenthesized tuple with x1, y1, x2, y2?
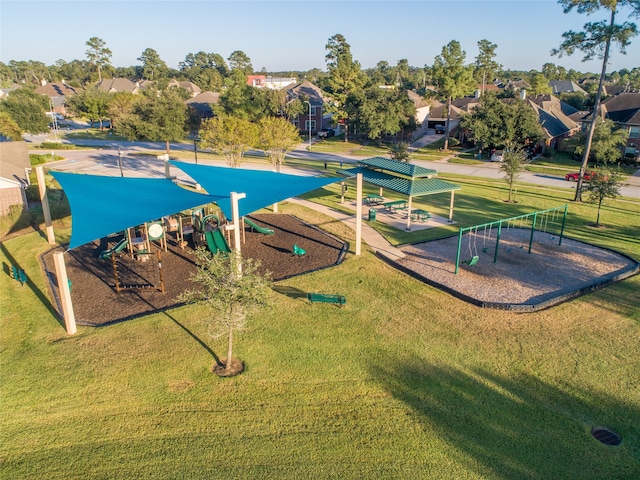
(490, 150, 504, 162)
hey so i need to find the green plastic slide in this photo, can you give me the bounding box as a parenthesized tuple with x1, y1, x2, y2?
(205, 230, 231, 254)
(244, 217, 274, 235)
(99, 237, 128, 259)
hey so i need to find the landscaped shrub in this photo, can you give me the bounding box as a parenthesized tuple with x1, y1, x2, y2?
(39, 142, 75, 150)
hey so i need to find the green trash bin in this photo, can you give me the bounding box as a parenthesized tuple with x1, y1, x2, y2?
(368, 208, 377, 221)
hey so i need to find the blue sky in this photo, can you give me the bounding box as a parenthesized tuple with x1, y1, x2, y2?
(1, 0, 638, 74)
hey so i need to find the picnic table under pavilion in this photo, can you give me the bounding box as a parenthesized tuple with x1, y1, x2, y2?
(339, 157, 460, 230)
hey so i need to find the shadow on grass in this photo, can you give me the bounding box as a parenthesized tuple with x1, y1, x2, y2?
(370, 356, 640, 479)
(0, 242, 63, 329)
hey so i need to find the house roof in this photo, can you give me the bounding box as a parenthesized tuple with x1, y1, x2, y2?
(527, 94, 579, 139)
(96, 78, 138, 93)
(407, 90, 430, 108)
(0, 142, 31, 184)
(504, 79, 531, 90)
(168, 79, 201, 95)
(548, 80, 587, 95)
(34, 82, 78, 97)
(286, 81, 326, 106)
(186, 91, 220, 117)
(601, 92, 640, 125)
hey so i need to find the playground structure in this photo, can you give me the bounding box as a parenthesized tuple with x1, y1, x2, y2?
(455, 205, 568, 274)
(110, 250, 165, 293)
(192, 213, 231, 255)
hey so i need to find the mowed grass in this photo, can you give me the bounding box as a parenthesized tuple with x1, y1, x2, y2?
(1, 183, 639, 479)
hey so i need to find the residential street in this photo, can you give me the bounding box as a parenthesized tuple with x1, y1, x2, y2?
(32, 133, 640, 199)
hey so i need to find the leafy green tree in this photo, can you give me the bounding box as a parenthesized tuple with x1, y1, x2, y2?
(460, 92, 544, 151)
(370, 60, 395, 86)
(552, 0, 639, 201)
(323, 34, 368, 142)
(180, 248, 271, 376)
(564, 118, 628, 164)
(52, 59, 92, 86)
(138, 48, 168, 81)
(117, 88, 189, 154)
(0, 89, 49, 134)
(194, 68, 224, 92)
(349, 86, 415, 144)
(474, 39, 502, 94)
(499, 147, 527, 203)
(583, 167, 622, 226)
(227, 50, 253, 77)
(216, 71, 281, 120)
(530, 73, 553, 95)
(389, 142, 411, 162)
(0, 111, 23, 140)
(431, 40, 477, 150)
(66, 88, 111, 128)
(199, 114, 258, 167)
(257, 116, 301, 172)
(107, 91, 137, 131)
(85, 37, 112, 83)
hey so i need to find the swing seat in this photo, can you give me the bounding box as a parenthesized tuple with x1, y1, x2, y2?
(292, 244, 306, 257)
(463, 255, 479, 266)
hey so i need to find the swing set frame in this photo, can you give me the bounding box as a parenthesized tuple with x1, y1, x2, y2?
(454, 204, 568, 274)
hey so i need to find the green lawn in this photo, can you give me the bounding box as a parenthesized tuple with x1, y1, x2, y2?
(1, 176, 639, 479)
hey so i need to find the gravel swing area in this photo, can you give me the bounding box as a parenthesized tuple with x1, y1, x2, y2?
(395, 228, 639, 311)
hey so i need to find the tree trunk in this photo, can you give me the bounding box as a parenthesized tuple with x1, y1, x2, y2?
(165, 139, 170, 155)
(596, 198, 603, 226)
(574, 7, 614, 203)
(225, 324, 233, 373)
(444, 96, 452, 151)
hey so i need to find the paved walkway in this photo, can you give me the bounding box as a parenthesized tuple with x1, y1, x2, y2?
(286, 198, 406, 261)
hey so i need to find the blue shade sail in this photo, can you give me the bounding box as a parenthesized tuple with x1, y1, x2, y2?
(51, 171, 224, 249)
(170, 161, 339, 218)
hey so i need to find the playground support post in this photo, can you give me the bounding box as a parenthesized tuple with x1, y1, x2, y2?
(528, 213, 537, 254)
(355, 173, 362, 256)
(455, 229, 463, 274)
(36, 166, 55, 245)
(230, 192, 246, 273)
(494, 221, 502, 264)
(448, 190, 455, 223)
(53, 252, 76, 335)
(559, 204, 568, 246)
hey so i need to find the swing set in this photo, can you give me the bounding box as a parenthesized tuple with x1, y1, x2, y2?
(454, 205, 568, 274)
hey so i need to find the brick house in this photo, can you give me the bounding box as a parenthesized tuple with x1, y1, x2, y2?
(285, 81, 326, 136)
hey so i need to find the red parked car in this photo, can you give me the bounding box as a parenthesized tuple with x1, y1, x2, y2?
(565, 171, 595, 182)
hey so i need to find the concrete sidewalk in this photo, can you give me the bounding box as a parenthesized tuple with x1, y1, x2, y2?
(286, 198, 405, 261)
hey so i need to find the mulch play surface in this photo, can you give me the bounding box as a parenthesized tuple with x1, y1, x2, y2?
(41, 214, 347, 326)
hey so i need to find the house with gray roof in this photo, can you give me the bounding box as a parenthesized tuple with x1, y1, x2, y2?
(598, 92, 640, 159)
(549, 80, 587, 96)
(186, 91, 220, 119)
(96, 78, 139, 94)
(34, 82, 78, 116)
(527, 94, 581, 150)
(285, 81, 327, 135)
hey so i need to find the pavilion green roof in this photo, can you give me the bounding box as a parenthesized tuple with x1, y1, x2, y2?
(358, 157, 438, 178)
(339, 167, 460, 197)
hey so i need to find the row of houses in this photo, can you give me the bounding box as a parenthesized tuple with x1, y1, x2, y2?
(22, 73, 640, 157)
(2, 76, 639, 217)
